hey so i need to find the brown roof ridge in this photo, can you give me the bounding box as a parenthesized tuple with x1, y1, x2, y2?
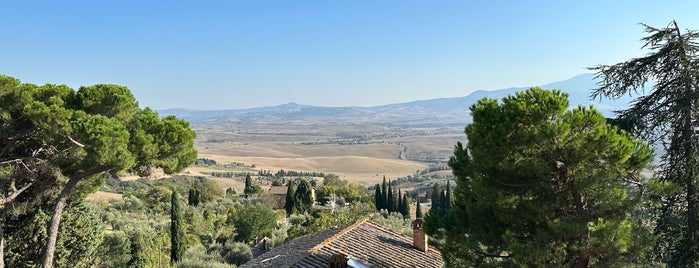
(308, 218, 368, 254)
(363, 220, 408, 238)
(362, 219, 443, 254)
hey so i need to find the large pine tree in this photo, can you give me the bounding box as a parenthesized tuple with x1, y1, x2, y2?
(441, 88, 652, 266)
(591, 21, 699, 266)
(0, 76, 197, 267)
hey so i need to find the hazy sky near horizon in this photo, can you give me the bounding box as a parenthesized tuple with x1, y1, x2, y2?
(2, 1, 698, 110)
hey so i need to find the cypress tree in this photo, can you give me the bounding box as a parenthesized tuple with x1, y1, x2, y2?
(430, 183, 441, 215)
(398, 189, 409, 218)
(195, 188, 200, 206)
(170, 190, 186, 264)
(188, 188, 199, 207)
(244, 174, 254, 194)
(387, 183, 394, 212)
(393, 186, 399, 213)
(396, 188, 405, 215)
(294, 180, 313, 214)
(285, 180, 296, 215)
(381, 176, 388, 211)
(374, 184, 382, 211)
(403, 194, 410, 218)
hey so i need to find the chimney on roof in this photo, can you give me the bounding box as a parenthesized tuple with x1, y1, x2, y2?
(412, 218, 428, 252)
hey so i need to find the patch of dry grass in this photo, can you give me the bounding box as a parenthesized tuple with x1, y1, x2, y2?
(191, 122, 463, 187)
(86, 191, 122, 202)
(197, 153, 426, 185)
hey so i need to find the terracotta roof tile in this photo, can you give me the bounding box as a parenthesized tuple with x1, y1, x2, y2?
(268, 186, 288, 195)
(240, 219, 444, 268)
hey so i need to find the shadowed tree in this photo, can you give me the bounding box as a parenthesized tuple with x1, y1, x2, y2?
(387, 183, 394, 212)
(400, 190, 410, 218)
(374, 183, 382, 211)
(590, 21, 699, 266)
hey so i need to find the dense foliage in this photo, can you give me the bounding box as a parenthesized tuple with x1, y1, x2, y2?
(0, 75, 197, 267)
(171, 191, 187, 263)
(292, 179, 314, 214)
(591, 21, 699, 266)
(9, 21, 699, 268)
(242, 174, 262, 195)
(439, 88, 652, 267)
(5, 201, 103, 268)
(92, 174, 402, 267)
(424, 181, 451, 246)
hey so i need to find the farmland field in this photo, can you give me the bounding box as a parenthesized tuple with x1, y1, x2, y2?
(189, 122, 464, 186)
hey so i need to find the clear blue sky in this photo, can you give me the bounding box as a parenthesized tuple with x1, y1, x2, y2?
(2, 1, 698, 110)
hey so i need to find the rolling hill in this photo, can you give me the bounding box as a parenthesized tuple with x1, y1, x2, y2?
(160, 73, 634, 126)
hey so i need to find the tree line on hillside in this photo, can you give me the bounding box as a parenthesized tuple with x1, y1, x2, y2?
(194, 158, 255, 169)
(257, 169, 325, 178)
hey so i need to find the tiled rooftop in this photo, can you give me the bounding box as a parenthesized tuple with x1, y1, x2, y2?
(268, 186, 288, 195)
(240, 219, 444, 268)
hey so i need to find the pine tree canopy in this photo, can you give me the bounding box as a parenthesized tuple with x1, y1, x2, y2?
(440, 87, 652, 267)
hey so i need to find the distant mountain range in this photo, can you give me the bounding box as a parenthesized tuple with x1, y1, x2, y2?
(160, 73, 634, 126)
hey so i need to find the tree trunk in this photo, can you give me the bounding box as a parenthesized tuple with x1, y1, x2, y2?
(682, 85, 697, 246)
(573, 250, 590, 268)
(0, 224, 5, 268)
(687, 168, 697, 244)
(41, 176, 80, 268)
